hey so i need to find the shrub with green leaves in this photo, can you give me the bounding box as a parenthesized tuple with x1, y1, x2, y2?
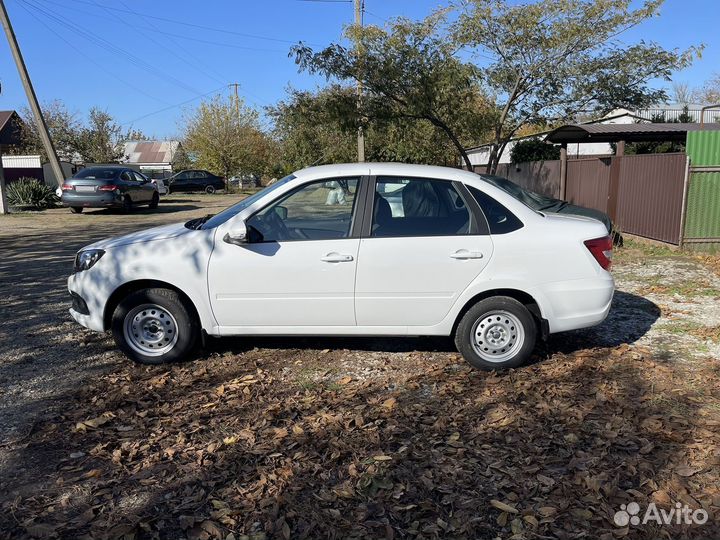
(6, 177, 59, 209)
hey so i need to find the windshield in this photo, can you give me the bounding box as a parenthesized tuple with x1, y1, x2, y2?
(73, 167, 120, 180)
(199, 174, 296, 230)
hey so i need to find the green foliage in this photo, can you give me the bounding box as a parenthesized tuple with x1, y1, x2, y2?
(17, 102, 151, 164)
(510, 138, 560, 163)
(454, 0, 699, 172)
(182, 95, 275, 178)
(6, 178, 59, 209)
(269, 85, 468, 172)
(292, 14, 494, 169)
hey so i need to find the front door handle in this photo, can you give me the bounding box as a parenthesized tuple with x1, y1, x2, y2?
(450, 249, 484, 260)
(321, 252, 354, 263)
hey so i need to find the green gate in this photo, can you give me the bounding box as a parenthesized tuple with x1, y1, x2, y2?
(683, 130, 720, 249)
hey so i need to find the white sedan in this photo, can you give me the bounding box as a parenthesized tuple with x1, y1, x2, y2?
(67, 163, 614, 370)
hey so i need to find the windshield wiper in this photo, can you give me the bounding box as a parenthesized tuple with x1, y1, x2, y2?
(184, 214, 215, 230)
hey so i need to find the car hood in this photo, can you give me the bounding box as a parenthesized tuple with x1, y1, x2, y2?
(85, 222, 191, 250)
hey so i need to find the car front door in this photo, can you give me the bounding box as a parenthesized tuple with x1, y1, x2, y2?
(208, 177, 362, 328)
(354, 176, 494, 327)
(133, 171, 154, 201)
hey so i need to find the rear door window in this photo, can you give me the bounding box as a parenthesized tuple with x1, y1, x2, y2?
(468, 186, 524, 234)
(372, 177, 471, 237)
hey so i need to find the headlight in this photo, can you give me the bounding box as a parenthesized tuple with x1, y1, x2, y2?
(74, 249, 105, 272)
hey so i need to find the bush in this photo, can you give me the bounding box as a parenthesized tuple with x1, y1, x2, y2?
(510, 138, 561, 164)
(6, 178, 59, 209)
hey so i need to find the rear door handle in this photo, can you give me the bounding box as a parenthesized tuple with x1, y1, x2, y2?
(450, 250, 484, 260)
(321, 253, 354, 263)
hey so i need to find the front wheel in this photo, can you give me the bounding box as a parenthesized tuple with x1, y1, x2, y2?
(70, 206, 83, 214)
(111, 288, 199, 364)
(455, 296, 536, 370)
(205, 185, 216, 194)
(149, 192, 159, 209)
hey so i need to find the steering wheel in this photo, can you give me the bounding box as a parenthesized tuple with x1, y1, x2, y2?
(259, 209, 293, 241)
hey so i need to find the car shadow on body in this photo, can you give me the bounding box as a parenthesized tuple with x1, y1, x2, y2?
(205, 290, 659, 363)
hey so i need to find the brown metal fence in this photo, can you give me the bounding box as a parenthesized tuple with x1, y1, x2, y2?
(477, 153, 688, 244)
(494, 161, 561, 198)
(615, 153, 687, 244)
(566, 158, 611, 212)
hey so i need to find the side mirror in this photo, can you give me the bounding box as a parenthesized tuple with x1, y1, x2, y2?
(223, 221, 248, 246)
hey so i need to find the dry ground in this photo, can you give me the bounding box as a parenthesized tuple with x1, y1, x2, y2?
(0, 195, 719, 539)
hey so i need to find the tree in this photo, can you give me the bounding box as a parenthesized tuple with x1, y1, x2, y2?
(694, 73, 720, 104)
(16, 100, 82, 162)
(182, 95, 273, 179)
(76, 108, 126, 163)
(292, 14, 494, 170)
(269, 85, 470, 172)
(510, 138, 560, 164)
(453, 0, 698, 173)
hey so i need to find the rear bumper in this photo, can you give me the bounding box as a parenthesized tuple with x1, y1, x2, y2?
(62, 192, 123, 208)
(540, 275, 614, 333)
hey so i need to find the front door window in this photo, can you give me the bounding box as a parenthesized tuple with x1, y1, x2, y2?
(247, 178, 359, 242)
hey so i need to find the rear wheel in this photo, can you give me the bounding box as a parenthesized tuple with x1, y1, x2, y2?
(122, 195, 132, 212)
(149, 192, 159, 209)
(70, 206, 83, 214)
(455, 296, 536, 370)
(205, 185, 216, 194)
(111, 288, 199, 365)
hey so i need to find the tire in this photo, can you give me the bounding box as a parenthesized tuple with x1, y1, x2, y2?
(111, 288, 199, 365)
(122, 195, 133, 213)
(70, 206, 83, 214)
(454, 296, 536, 370)
(149, 192, 159, 209)
(205, 185, 216, 194)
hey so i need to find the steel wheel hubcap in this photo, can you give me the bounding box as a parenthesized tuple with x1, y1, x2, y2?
(123, 304, 178, 357)
(471, 310, 525, 363)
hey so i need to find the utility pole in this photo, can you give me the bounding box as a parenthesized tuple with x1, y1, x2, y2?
(354, 0, 365, 162)
(229, 83, 240, 118)
(0, 0, 64, 189)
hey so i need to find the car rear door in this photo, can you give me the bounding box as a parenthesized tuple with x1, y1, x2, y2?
(354, 176, 494, 327)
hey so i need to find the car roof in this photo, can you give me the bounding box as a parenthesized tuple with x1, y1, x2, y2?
(294, 162, 480, 183)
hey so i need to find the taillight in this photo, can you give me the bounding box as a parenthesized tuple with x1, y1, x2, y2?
(61, 183, 73, 191)
(584, 236, 613, 271)
(98, 185, 119, 191)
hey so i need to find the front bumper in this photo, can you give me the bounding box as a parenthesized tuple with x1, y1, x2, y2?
(68, 274, 107, 332)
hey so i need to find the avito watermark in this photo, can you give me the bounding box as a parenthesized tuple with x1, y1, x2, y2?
(614, 501, 708, 527)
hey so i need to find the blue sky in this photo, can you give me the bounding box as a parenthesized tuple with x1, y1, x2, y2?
(0, 0, 717, 138)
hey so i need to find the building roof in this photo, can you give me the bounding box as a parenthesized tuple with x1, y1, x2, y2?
(122, 140, 180, 165)
(0, 110, 23, 146)
(545, 123, 720, 144)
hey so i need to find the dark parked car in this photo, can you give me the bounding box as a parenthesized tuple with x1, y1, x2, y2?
(61, 166, 159, 214)
(167, 170, 225, 194)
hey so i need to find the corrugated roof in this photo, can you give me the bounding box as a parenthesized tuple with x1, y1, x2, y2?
(122, 140, 180, 165)
(545, 123, 720, 144)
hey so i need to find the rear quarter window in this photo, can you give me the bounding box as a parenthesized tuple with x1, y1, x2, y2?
(468, 186, 524, 234)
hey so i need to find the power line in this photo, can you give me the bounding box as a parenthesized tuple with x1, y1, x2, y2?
(32, 0, 289, 53)
(21, 0, 205, 95)
(39, 0, 320, 45)
(15, 0, 168, 104)
(120, 85, 227, 127)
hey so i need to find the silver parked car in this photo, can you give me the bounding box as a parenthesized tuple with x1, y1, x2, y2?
(61, 166, 159, 214)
